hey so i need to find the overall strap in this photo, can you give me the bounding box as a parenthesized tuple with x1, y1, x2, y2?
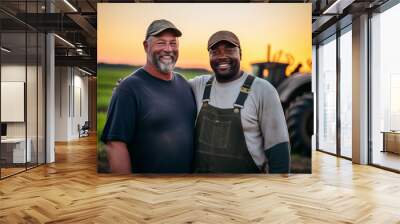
(202, 76, 214, 103)
(234, 75, 255, 109)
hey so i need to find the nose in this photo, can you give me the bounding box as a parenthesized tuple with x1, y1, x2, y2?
(211, 47, 229, 59)
(165, 45, 172, 52)
(163, 43, 174, 52)
(215, 50, 228, 59)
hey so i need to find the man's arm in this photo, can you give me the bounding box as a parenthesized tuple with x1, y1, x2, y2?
(265, 142, 290, 173)
(106, 141, 132, 174)
(187, 75, 212, 114)
(100, 84, 137, 174)
(257, 79, 291, 173)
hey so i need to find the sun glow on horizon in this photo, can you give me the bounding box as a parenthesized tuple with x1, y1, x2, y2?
(98, 3, 312, 74)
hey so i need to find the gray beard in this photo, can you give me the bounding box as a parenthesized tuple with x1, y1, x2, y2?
(156, 60, 175, 73)
(152, 54, 176, 73)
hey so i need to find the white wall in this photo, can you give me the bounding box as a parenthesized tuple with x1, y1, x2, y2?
(1, 65, 33, 138)
(1, 65, 26, 128)
(1, 82, 25, 122)
(71, 71, 89, 139)
(1, 64, 26, 81)
(55, 66, 69, 141)
(54, 67, 89, 141)
(1, 63, 46, 164)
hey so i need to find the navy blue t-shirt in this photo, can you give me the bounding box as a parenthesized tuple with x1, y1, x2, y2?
(101, 68, 197, 173)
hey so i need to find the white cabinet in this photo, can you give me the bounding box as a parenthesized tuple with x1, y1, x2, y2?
(1, 138, 32, 163)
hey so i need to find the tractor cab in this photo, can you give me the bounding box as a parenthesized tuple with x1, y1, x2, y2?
(252, 62, 289, 88)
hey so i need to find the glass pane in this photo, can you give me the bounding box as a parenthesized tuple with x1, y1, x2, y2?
(371, 4, 400, 171)
(27, 31, 38, 169)
(1, 30, 27, 177)
(318, 37, 337, 154)
(38, 33, 45, 165)
(26, 0, 38, 169)
(339, 29, 352, 158)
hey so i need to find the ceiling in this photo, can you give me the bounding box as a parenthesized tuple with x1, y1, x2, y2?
(1, 0, 98, 74)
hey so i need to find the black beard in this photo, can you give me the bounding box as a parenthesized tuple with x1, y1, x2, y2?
(211, 59, 240, 82)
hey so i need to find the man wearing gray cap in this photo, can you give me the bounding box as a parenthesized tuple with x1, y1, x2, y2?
(189, 31, 291, 173)
(101, 19, 197, 173)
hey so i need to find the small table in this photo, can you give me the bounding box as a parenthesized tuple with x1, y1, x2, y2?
(381, 131, 400, 154)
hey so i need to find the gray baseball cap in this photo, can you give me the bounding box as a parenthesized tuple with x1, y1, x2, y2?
(145, 19, 182, 40)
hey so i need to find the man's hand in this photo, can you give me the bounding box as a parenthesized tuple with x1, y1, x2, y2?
(106, 141, 132, 174)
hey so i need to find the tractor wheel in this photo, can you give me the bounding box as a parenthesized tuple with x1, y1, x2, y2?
(286, 93, 313, 157)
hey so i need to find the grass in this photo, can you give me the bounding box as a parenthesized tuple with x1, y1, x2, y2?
(97, 64, 206, 113)
(96, 64, 311, 173)
(97, 112, 107, 140)
(97, 64, 208, 171)
(290, 154, 311, 173)
(97, 65, 138, 112)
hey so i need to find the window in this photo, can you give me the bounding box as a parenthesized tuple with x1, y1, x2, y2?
(370, 2, 400, 171)
(0, 2, 46, 179)
(339, 28, 352, 158)
(317, 36, 337, 154)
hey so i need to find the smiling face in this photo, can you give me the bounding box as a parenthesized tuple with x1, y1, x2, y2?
(145, 31, 179, 74)
(209, 41, 241, 82)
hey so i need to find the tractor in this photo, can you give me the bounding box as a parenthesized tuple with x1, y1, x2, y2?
(251, 61, 313, 157)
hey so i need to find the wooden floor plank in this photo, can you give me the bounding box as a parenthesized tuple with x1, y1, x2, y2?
(0, 135, 399, 223)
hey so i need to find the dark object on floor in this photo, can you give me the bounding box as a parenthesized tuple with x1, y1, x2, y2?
(79, 121, 90, 138)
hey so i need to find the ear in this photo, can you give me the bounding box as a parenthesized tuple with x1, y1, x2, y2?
(143, 40, 148, 52)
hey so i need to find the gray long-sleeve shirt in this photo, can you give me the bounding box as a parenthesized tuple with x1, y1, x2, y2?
(189, 73, 290, 173)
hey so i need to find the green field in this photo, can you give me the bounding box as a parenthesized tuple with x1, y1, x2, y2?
(97, 64, 208, 172)
(96, 64, 310, 174)
(97, 64, 207, 139)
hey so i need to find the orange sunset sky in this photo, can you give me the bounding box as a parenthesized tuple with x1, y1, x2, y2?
(98, 3, 311, 74)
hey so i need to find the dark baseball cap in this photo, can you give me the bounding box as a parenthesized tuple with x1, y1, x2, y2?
(145, 19, 182, 40)
(207, 30, 240, 50)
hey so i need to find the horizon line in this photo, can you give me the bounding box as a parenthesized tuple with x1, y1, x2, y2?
(97, 62, 211, 71)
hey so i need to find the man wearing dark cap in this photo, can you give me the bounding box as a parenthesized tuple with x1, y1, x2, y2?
(189, 31, 291, 173)
(101, 19, 197, 173)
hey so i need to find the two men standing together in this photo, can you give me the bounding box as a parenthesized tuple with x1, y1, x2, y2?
(101, 19, 290, 174)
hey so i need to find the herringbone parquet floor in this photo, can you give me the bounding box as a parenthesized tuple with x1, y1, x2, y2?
(1, 135, 400, 223)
